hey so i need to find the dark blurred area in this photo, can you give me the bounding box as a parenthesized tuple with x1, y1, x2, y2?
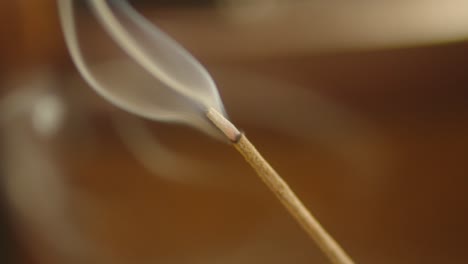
(1, 1, 468, 263)
(0, 194, 14, 263)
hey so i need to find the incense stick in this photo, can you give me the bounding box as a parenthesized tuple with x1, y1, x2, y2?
(206, 108, 355, 264)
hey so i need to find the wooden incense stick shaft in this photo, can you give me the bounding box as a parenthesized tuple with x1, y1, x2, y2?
(234, 134, 354, 264)
(206, 108, 354, 264)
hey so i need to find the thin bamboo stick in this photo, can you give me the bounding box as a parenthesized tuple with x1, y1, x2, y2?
(206, 107, 355, 264)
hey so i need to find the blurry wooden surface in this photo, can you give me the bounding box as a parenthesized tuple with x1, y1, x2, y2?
(5, 42, 468, 263)
(1, 2, 468, 264)
(0, 0, 62, 73)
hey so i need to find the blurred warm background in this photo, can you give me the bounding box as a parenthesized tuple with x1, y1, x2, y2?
(1, 1, 468, 263)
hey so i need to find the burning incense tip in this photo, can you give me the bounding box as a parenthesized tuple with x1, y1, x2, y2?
(206, 107, 242, 143)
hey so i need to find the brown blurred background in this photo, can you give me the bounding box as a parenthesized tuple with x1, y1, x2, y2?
(1, 1, 468, 263)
